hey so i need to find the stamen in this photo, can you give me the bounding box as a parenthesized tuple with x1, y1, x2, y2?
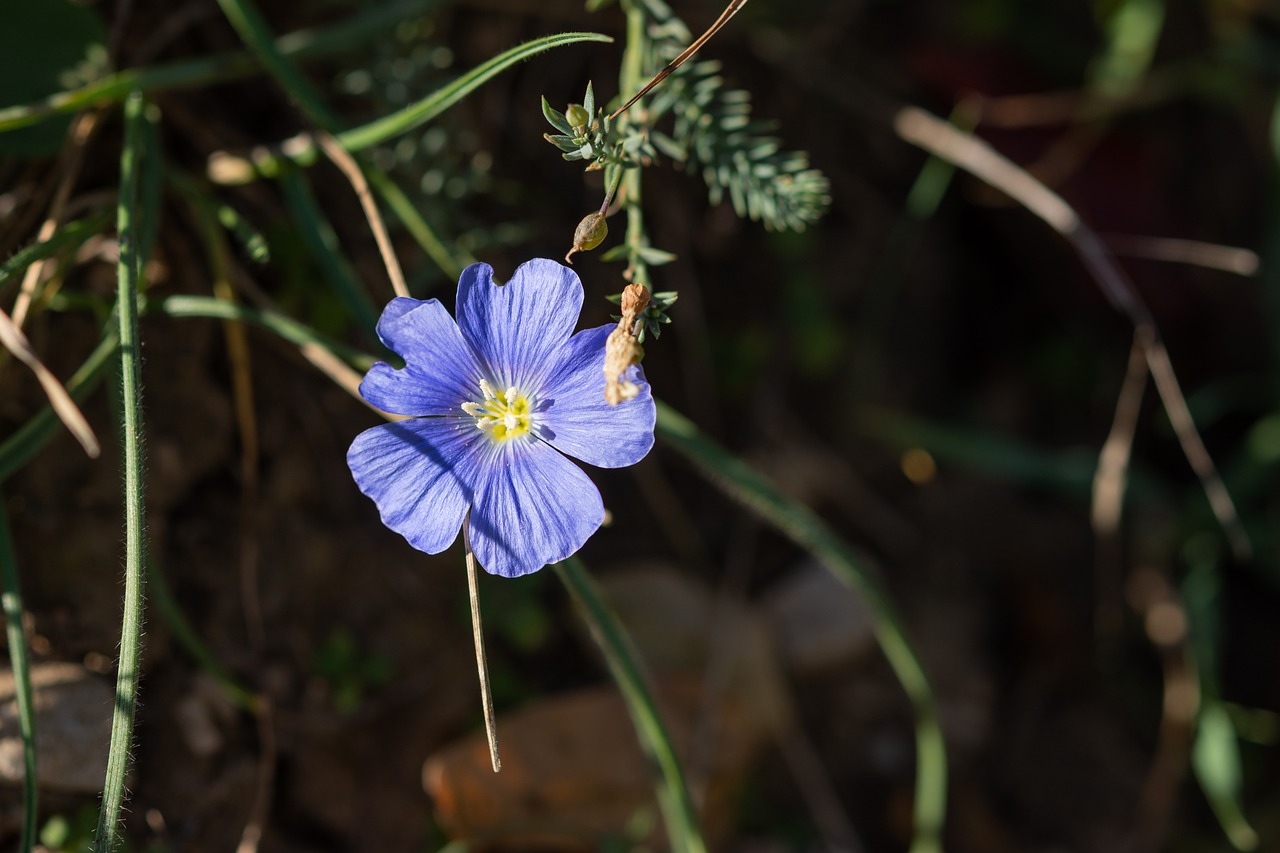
(479, 379, 497, 400)
(505, 387, 519, 405)
(503, 413, 518, 430)
(460, 401, 482, 417)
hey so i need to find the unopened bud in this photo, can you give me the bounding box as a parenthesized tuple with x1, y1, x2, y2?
(564, 212, 608, 264)
(566, 103, 590, 130)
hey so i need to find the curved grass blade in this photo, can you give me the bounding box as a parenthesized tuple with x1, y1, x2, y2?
(0, 0, 445, 134)
(92, 90, 151, 853)
(218, 32, 613, 178)
(0, 497, 37, 853)
(653, 401, 947, 853)
(277, 167, 380, 336)
(154, 295, 374, 370)
(0, 213, 111, 289)
(554, 557, 707, 853)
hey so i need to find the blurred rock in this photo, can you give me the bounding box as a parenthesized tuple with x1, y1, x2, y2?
(763, 561, 877, 674)
(0, 662, 112, 792)
(424, 680, 760, 850)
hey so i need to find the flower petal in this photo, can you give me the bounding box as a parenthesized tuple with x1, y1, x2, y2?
(538, 325, 656, 468)
(346, 418, 481, 554)
(455, 259, 584, 390)
(467, 440, 604, 577)
(360, 297, 482, 416)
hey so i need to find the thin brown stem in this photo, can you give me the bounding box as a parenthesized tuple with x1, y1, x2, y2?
(463, 513, 501, 772)
(893, 105, 1250, 561)
(606, 0, 749, 122)
(315, 132, 410, 300)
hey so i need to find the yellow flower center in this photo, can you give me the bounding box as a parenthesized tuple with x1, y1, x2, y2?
(460, 379, 535, 441)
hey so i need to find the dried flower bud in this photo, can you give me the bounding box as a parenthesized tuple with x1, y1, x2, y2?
(565, 103, 590, 130)
(604, 283, 651, 406)
(564, 212, 608, 264)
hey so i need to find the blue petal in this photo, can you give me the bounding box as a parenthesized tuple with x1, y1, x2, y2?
(467, 440, 604, 577)
(538, 324, 656, 468)
(346, 418, 481, 554)
(360, 297, 482, 416)
(455, 260, 584, 390)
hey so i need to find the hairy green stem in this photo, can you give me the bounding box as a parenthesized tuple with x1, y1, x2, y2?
(0, 498, 37, 853)
(554, 557, 707, 853)
(93, 91, 150, 853)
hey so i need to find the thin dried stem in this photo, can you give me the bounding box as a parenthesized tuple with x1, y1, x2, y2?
(893, 105, 1251, 561)
(463, 513, 501, 772)
(1092, 332, 1148, 648)
(315, 132, 410, 300)
(607, 0, 749, 122)
(1102, 234, 1259, 277)
(12, 111, 101, 328)
(0, 306, 99, 458)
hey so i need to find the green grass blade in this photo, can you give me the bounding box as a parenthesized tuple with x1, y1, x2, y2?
(232, 32, 613, 178)
(0, 497, 37, 853)
(553, 557, 707, 853)
(93, 90, 151, 853)
(0, 213, 112, 290)
(338, 32, 612, 152)
(153, 295, 375, 370)
(364, 165, 472, 284)
(146, 559, 259, 711)
(653, 401, 947, 853)
(0, 331, 118, 484)
(0, 0, 444, 134)
(277, 167, 381, 335)
(215, 0, 341, 130)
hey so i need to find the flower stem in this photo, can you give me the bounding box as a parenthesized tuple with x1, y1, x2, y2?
(463, 513, 501, 772)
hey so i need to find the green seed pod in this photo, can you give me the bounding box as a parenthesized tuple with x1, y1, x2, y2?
(564, 212, 608, 264)
(565, 103, 590, 130)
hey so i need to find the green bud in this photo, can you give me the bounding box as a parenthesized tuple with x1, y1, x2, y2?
(565, 103, 590, 130)
(564, 212, 608, 264)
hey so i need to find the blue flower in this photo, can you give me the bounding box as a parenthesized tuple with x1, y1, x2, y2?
(347, 258, 656, 577)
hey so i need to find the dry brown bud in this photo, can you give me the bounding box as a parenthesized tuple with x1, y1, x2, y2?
(603, 283, 651, 406)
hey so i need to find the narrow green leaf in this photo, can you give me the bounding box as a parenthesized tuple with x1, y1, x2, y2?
(654, 401, 947, 853)
(153, 295, 375, 370)
(542, 96, 573, 135)
(277, 167, 380, 336)
(337, 32, 612, 154)
(215, 0, 340, 130)
(0, 213, 111, 290)
(554, 558, 707, 853)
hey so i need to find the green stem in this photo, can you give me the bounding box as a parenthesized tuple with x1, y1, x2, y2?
(554, 558, 707, 853)
(215, 0, 341, 130)
(0, 497, 37, 853)
(619, 1, 650, 285)
(653, 401, 948, 853)
(93, 90, 150, 853)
